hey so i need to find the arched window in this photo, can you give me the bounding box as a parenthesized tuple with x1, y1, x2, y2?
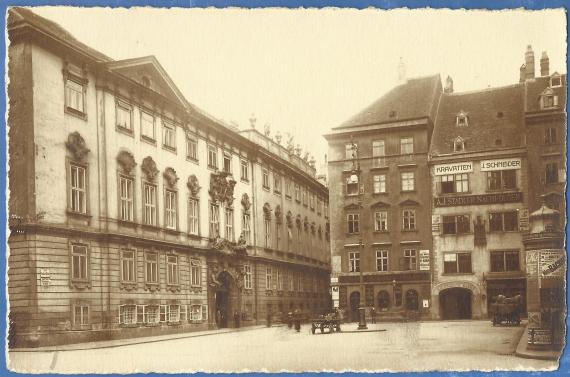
(377, 290, 390, 311)
(405, 289, 419, 311)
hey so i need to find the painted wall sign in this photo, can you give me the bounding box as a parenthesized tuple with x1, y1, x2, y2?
(434, 162, 473, 176)
(526, 250, 539, 277)
(540, 250, 565, 278)
(434, 192, 523, 207)
(419, 250, 430, 271)
(422, 299, 429, 308)
(518, 208, 529, 232)
(39, 268, 50, 287)
(480, 158, 521, 171)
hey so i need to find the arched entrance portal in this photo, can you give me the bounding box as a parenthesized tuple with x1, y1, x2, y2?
(215, 271, 239, 328)
(440, 288, 472, 320)
(377, 290, 390, 311)
(349, 291, 360, 322)
(405, 289, 419, 311)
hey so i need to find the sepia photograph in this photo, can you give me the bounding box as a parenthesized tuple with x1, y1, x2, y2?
(4, 5, 567, 374)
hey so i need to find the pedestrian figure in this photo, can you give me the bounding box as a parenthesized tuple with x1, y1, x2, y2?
(371, 307, 377, 324)
(294, 309, 301, 332)
(234, 311, 240, 328)
(266, 310, 272, 327)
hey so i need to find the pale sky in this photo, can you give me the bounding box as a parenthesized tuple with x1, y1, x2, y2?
(30, 7, 567, 172)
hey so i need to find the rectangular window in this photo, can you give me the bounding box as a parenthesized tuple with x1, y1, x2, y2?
(346, 177, 359, 196)
(276, 223, 282, 250)
(266, 266, 273, 290)
(209, 203, 220, 237)
(285, 179, 292, 198)
(373, 175, 386, 194)
(188, 198, 199, 235)
(186, 137, 198, 161)
(73, 305, 89, 326)
(71, 244, 88, 281)
(372, 140, 385, 157)
(223, 152, 232, 173)
(120, 250, 136, 283)
(400, 137, 414, 154)
(70, 164, 87, 213)
(116, 101, 132, 131)
(347, 213, 360, 234)
(545, 127, 557, 144)
(401, 172, 415, 191)
(119, 176, 134, 222)
(162, 121, 176, 150)
(145, 305, 159, 324)
(545, 162, 559, 184)
(402, 210, 416, 231)
(403, 249, 417, 270)
(317, 197, 322, 215)
(225, 207, 234, 241)
(141, 111, 155, 140)
(240, 159, 249, 181)
(302, 187, 308, 206)
(159, 305, 167, 323)
(348, 251, 360, 272)
(119, 305, 137, 325)
(190, 260, 201, 286)
(167, 255, 179, 285)
(262, 169, 270, 189)
(440, 173, 469, 194)
(145, 252, 158, 284)
(489, 211, 518, 232)
(264, 219, 271, 248)
(207, 145, 218, 169)
(487, 170, 517, 190)
(442, 215, 470, 235)
(137, 305, 145, 324)
(277, 268, 283, 291)
(242, 212, 251, 243)
(294, 183, 301, 202)
(274, 174, 282, 194)
(345, 143, 355, 159)
(191, 305, 202, 321)
(180, 305, 188, 322)
(244, 264, 252, 289)
(65, 78, 85, 114)
(376, 250, 388, 272)
(374, 211, 388, 232)
(143, 184, 157, 226)
(168, 305, 180, 323)
(490, 250, 520, 272)
(165, 190, 177, 230)
(444, 252, 472, 273)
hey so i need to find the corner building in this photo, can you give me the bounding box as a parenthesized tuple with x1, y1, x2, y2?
(7, 8, 330, 348)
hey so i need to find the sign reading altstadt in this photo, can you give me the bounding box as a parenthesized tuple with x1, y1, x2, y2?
(434, 192, 523, 207)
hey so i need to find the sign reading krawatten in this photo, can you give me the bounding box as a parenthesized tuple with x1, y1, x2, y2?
(434, 162, 473, 176)
(434, 192, 523, 207)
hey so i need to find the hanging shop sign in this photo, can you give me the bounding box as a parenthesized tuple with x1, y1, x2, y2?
(518, 208, 529, 232)
(434, 192, 522, 207)
(39, 268, 51, 287)
(434, 162, 473, 176)
(480, 158, 521, 171)
(419, 250, 430, 271)
(540, 250, 565, 278)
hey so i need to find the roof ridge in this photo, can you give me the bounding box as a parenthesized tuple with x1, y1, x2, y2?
(445, 82, 523, 96)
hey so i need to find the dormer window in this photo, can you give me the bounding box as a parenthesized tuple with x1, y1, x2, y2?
(550, 73, 562, 88)
(539, 88, 559, 109)
(453, 137, 465, 152)
(456, 111, 468, 127)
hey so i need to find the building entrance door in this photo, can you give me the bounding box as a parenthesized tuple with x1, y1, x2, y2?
(215, 271, 237, 328)
(215, 289, 229, 328)
(440, 288, 472, 320)
(349, 291, 360, 322)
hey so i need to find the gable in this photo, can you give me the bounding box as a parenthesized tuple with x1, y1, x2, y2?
(370, 200, 390, 209)
(344, 203, 361, 211)
(399, 199, 420, 207)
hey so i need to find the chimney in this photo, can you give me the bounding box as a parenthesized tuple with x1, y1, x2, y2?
(444, 76, 454, 93)
(397, 57, 406, 84)
(540, 51, 550, 76)
(525, 45, 535, 80)
(519, 64, 526, 83)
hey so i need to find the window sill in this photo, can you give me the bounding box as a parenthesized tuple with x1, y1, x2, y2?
(167, 321, 182, 326)
(70, 280, 91, 289)
(489, 230, 520, 234)
(186, 157, 199, 164)
(373, 230, 390, 234)
(438, 191, 473, 196)
(400, 190, 417, 194)
(144, 322, 161, 327)
(119, 323, 139, 328)
(485, 189, 519, 193)
(162, 145, 177, 154)
(188, 233, 201, 240)
(65, 107, 87, 121)
(144, 283, 160, 292)
(141, 135, 157, 146)
(440, 232, 473, 236)
(116, 126, 134, 137)
(241, 178, 250, 184)
(401, 229, 418, 233)
(141, 223, 160, 231)
(166, 284, 181, 292)
(118, 220, 138, 229)
(262, 186, 270, 191)
(120, 282, 138, 291)
(370, 165, 389, 171)
(285, 195, 292, 200)
(164, 228, 180, 235)
(66, 210, 92, 219)
(274, 191, 281, 196)
(207, 165, 219, 171)
(442, 272, 474, 276)
(71, 324, 93, 331)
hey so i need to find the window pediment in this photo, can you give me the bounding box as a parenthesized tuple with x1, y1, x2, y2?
(399, 199, 420, 207)
(344, 203, 361, 210)
(371, 200, 390, 209)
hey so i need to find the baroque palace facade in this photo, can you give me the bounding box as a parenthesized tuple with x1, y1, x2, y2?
(7, 8, 330, 347)
(327, 47, 566, 322)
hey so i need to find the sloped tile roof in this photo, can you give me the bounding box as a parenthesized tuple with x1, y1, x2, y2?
(524, 74, 567, 113)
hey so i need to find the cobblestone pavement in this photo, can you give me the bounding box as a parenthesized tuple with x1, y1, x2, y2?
(8, 320, 560, 373)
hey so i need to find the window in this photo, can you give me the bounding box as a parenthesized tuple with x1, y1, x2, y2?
(372, 140, 385, 157)
(223, 152, 232, 173)
(225, 207, 234, 241)
(69, 164, 87, 214)
(374, 211, 388, 232)
(141, 111, 155, 140)
(545, 162, 560, 184)
(180, 305, 188, 322)
(347, 213, 360, 234)
(489, 211, 518, 232)
(264, 219, 271, 248)
(302, 187, 308, 206)
(191, 305, 202, 321)
(209, 203, 220, 237)
(266, 266, 273, 290)
(456, 113, 468, 127)
(487, 170, 517, 190)
(116, 101, 132, 131)
(550, 75, 562, 87)
(166, 255, 179, 285)
(454, 138, 465, 152)
(276, 223, 282, 250)
(440, 174, 469, 194)
(242, 212, 251, 243)
(442, 215, 470, 235)
(65, 78, 85, 114)
(541, 95, 559, 109)
(119, 305, 137, 325)
(73, 305, 89, 326)
(145, 305, 159, 324)
(207, 145, 218, 169)
(294, 183, 301, 202)
(443, 252, 472, 273)
(190, 260, 201, 286)
(345, 143, 355, 159)
(143, 184, 157, 226)
(490, 250, 520, 272)
(545, 128, 557, 145)
(373, 175, 386, 194)
(186, 137, 198, 161)
(168, 305, 180, 323)
(244, 264, 252, 289)
(317, 197, 322, 214)
(376, 250, 388, 272)
(285, 179, 292, 198)
(120, 250, 136, 283)
(402, 210, 416, 231)
(145, 252, 158, 284)
(400, 137, 414, 154)
(71, 244, 88, 281)
(401, 172, 415, 191)
(346, 176, 359, 196)
(240, 159, 249, 181)
(277, 269, 283, 291)
(309, 192, 314, 209)
(348, 251, 360, 272)
(159, 305, 167, 323)
(165, 190, 178, 230)
(188, 198, 199, 235)
(162, 121, 176, 150)
(403, 249, 417, 270)
(119, 176, 134, 222)
(274, 174, 282, 194)
(262, 169, 270, 189)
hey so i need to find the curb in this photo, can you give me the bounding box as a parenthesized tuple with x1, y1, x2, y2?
(514, 324, 561, 361)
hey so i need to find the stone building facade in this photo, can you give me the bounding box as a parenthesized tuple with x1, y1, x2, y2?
(7, 8, 330, 347)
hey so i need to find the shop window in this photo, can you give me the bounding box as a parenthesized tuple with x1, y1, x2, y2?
(442, 215, 470, 235)
(490, 250, 520, 272)
(378, 291, 390, 310)
(489, 211, 518, 232)
(443, 252, 472, 274)
(405, 290, 419, 311)
(487, 170, 517, 191)
(440, 173, 469, 194)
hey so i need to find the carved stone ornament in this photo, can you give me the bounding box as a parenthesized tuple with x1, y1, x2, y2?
(263, 203, 272, 219)
(65, 132, 90, 161)
(296, 215, 302, 229)
(311, 222, 316, 234)
(141, 156, 159, 181)
(187, 174, 201, 197)
(116, 150, 136, 174)
(274, 205, 282, 223)
(241, 193, 251, 213)
(233, 231, 248, 256)
(163, 167, 179, 187)
(318, 225, 323, 238)
(304, 217, 310, 231)
(286, 211, 293, 228)
(209, 171, 237, 205)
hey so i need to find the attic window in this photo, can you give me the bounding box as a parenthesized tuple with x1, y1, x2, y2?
(496, 111, 504, 118)
(456, 112, 468, 127)
(142, 76, 151, 88)
(389, 110, 397, 118)
(539, 88, 559, 110)
(453, 137, 465, 152)
(550, 75, 562, 88)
